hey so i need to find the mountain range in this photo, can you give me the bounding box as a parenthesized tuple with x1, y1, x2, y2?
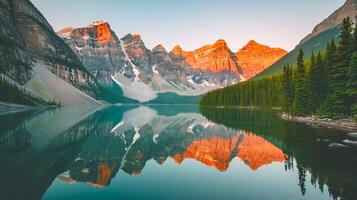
(1, 0, 353, 105)
(58, 21, 286, 102)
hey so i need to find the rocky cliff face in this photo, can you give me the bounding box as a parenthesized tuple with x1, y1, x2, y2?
(171, 40, 241, 74)
(236, 40, 287, 79)
(0, 0, 99, 105)
(58, 21, 134, 84)
(300, 0, 357, 44)
(57, 19, 286, 102)
(169, 41, 241, 86)
(59, 23, 244, 102)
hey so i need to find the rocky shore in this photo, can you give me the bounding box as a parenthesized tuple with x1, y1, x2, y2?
(281, 113, 357, 132)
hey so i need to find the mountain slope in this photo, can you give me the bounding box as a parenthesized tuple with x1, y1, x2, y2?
(255, 0, 355, 79)
(255, 27, 340, 79)
(0, 0, 100, 106)
(300, 0, 357, 44)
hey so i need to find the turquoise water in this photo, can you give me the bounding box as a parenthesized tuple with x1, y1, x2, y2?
(0, 106, 356, 200)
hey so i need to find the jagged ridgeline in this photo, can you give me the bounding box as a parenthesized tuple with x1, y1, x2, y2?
(200, 17, 357, 119)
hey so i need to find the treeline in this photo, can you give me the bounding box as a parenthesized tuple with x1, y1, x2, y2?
(0, 75, 60, 106)
(200, 17, 357, 119)
(0, 75, 36, 105)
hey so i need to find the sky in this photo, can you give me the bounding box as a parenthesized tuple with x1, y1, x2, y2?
(31, 0, 345, 51)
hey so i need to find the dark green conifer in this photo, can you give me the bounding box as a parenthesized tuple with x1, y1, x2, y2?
(294, 49, 309, 116)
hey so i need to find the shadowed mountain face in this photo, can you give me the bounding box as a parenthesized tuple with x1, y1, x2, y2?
(0, 106, 356, 200)
(300, 0, 357, 45)
(0, 0, 99, 105)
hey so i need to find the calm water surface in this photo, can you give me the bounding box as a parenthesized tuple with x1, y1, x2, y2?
(0, 106, 356, 200)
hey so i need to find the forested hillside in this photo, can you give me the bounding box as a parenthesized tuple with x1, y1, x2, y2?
(200, 17, 357, 119)
(0, 76, 48, 106)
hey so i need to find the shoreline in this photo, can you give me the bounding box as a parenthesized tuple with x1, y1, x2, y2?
(199, 105, 357, 132)
(0, 102, 36, 116)
(0, 102, 55, 116)
(280, 113, 357, 132)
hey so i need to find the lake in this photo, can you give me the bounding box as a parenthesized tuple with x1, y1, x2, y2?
(0, 106, 356, 200)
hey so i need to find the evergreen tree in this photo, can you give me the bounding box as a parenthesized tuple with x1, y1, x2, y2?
(308, 52, 318, 112)
(297, 165, 307, 196)
(282, 65, 293, 112)
(348, 53, 357, 120)
(315, 52, 327, 106)
(327, 17, 354, 116)
(294, 49, 309, 116)
(354, 17, 357, 51)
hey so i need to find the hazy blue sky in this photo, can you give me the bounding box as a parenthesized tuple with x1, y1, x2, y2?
(31, 0, 345, 51)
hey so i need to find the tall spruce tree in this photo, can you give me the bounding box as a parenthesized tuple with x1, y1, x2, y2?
(354, 17, 357, 51)
(315, 52, 327, 107)
(282, 65, 293, 112)
(309, 52, 318, 112)
(294, 49, 309, 116)
(349, 19, 357, 119)
(327, 17, 354, 116)
(348, 53, 357, 119)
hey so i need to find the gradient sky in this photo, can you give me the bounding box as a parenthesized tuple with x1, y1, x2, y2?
(31, 0, 345, 51)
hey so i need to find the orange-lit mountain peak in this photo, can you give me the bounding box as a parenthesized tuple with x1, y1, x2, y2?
(58, 21, 116, 45)
(173, 135, 240, 172)
(57, 27, 74, 35)
(96, 163, 112, 186)
(171, 45, 184, 55)
(172, 154, 185, 164)
(89, 22, 113, 44)
(132, 34, 141, 40)
(236, 40, 287, 79)
(176, 40, 239, 74)
(213, 39, 228, 47)
(237, 133, 286, 171)
(246, 39, 259, 46)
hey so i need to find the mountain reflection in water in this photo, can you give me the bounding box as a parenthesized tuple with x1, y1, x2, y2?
(0, 106, 356, 200)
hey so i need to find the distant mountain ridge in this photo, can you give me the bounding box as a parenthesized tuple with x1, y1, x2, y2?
(58, 21, 287, 102)
(0, 0, 287, 105)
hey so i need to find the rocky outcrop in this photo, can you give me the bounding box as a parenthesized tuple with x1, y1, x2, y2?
(120, 34, 154, 84)
(59, 23, 245, 102)
(0, 0, 98, 103)
(236, 40, 287, 79)
(300, 0, 357, 44)
(151, 44, 187, 85)
(171, 40, 241, 74)
(58, 21, 134, 83)
(169, 41, 241, 86)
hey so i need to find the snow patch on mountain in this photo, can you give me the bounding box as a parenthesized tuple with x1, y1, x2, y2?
(111, 73, 157, 102)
